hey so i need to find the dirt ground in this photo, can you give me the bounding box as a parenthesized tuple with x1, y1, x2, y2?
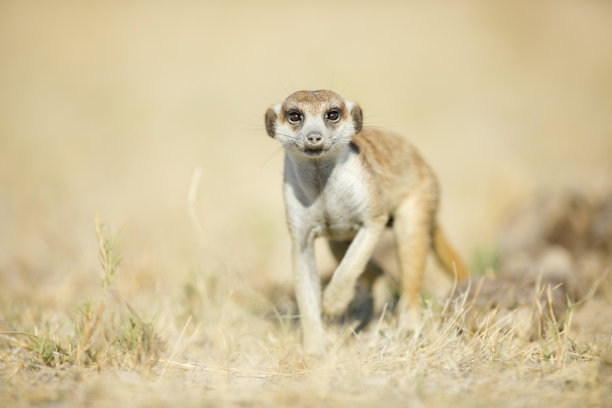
(1, 1, 612, 407)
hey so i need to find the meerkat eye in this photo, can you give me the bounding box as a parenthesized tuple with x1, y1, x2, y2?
(287, 111, 302, 124)
(326, 109, 340, 122)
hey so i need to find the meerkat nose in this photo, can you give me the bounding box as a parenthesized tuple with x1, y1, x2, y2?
(306, 131, 323, 146)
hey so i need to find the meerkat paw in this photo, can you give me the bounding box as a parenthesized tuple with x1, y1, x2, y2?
(322, 282, 353, 318)
(397, 298, 422, 334)
(302, 332, 326, 357)
(303, 339, 326, 357)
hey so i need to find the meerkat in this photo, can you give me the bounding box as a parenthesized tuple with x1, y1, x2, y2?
(265, 90, 468, 355)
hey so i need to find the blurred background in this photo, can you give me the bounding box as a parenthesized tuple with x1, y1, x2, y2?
(1, 0, 611, 311)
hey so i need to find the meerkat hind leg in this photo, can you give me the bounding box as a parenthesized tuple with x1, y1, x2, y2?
(393, 194, 435, 332)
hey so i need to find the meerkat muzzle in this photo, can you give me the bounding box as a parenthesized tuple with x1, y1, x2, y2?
(305, 131, 323, 146)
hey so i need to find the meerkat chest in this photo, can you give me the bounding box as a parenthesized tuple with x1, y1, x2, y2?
(318, 162, 370, 237)
(284, 153, 373, 240)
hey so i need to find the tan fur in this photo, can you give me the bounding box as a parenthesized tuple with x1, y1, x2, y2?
(353, 128, 468, 279)
(433, 225, 469, 280)
(266, 90, 467, 354)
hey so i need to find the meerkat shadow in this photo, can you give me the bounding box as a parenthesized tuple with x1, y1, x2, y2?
(344, 280, 377, 332)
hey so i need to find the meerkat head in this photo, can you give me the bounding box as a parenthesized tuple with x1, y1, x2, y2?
(265, 90, 363, 159)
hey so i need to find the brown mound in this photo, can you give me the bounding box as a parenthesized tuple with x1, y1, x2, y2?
(455, 190, 612, 338)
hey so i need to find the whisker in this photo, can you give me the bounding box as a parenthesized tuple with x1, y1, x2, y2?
(261, 145, 286, 170)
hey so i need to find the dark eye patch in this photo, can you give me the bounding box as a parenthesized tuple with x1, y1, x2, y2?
(326, 109, 340, 122)
(287, 110, 302, 124)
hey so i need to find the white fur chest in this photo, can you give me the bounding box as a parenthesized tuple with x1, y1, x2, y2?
(283, 148, 372, 242)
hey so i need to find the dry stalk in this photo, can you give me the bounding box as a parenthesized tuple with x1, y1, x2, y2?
(188, 166, 206, 246)
(545, 285, 562, 363)
(159, 315, 193, 378)
(77, 213, 120, 365)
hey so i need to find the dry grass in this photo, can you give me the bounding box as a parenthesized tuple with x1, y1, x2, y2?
(2, 1, 612, 406)
(1, 226, 610, 407)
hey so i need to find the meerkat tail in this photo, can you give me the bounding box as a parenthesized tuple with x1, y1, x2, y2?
(432, 225, 469, 280)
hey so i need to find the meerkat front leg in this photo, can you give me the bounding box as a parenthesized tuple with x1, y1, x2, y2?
(322, 217, 388, 317)
(328, 239, 385, 290)
(393, 192, 437, 330)
(291, 234, 326, 356)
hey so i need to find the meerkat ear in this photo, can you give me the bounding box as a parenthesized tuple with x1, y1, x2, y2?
(265, 104, 281, 138)
(265, 108, 276, 137)
(347, 102, 363, 133)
